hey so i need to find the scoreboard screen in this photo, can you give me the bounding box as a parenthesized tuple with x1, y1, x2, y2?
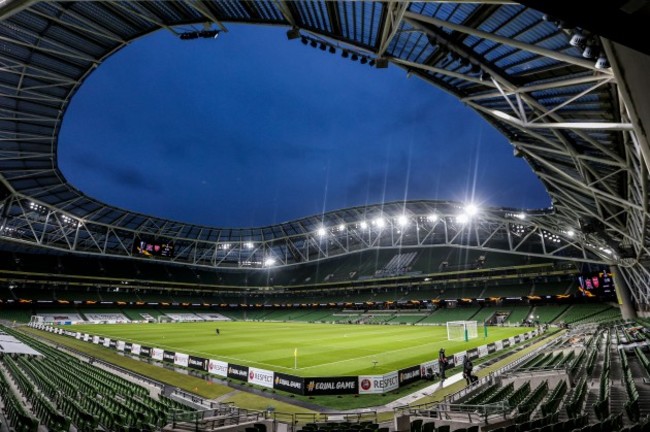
(578, 270, 614, 297)
(133, 238, 174, 258)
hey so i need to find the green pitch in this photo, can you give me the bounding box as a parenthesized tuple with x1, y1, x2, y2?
(70, 322, 530, 376)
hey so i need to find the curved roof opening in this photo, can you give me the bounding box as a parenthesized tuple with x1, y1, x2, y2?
(58, 24, 549, 227)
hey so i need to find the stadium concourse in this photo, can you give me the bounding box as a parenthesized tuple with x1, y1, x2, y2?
(1, 0, 650, 432)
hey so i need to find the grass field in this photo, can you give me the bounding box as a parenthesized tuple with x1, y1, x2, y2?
(68, 322, 530, 376)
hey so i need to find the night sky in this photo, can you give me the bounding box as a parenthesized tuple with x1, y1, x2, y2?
(58, 24, 550, 228)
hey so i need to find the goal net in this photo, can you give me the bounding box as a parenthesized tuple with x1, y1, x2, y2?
(447, 321, 478, 341)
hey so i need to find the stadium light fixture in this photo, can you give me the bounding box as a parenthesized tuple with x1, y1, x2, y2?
(397, 215, 408, 227)
(286, 27, 301, 40)
(456, 214, 469, 224)
(569, 30, 586, 48)
(264, 257, 276, 267)
(244, 242, 254, 249)
(566, 230, 575, 238)
(595, 53, 610, 69)
(317, 227, 327, 237)
(374, 217, 385, 228)
(465, 204, 479, 217)
(428, 214, 439, 222)
(514, 213, 526, 220)
(360, 221, 368, 230)
(339, 224, 346, 231)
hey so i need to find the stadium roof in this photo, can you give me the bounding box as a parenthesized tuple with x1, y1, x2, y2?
(0, 1, 649, 302)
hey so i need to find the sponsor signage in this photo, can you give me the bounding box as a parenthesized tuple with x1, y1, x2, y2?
(75, 332, 81, 340)
(103, 338, 110, 348)
(478, 345, 489, 358)
(487, 343, 496, 354)
(188, 355, 208, 371)
(420, 360, 439, 378)
(174, 352, 189, 368)
(248, 367, 274, 389)
(109, 340, 116, 348)
(495, 340, 503, 351)
(398, 365, 421, 386)
(83, 334, 89, 342)
(502, 338, 511, 348)
(454, 351, 467, 366)
(514, 335, 521, 343)
(140, 346, 151, 356)
(208, 359, 228, 377)
(163, 350, 175, 363)
(151, 348, 163, 361)
(467, 348, 479, 360)
(131, 344, 141, 356)
(273, 372, 304, 395)
(227, 363, 249, 381)
(92, 336, 99, 344)
(125, 343, 132, 352)
(508, 336, 516, 346)
(359, 372, 399, 394)
(304, 377, 358, 395)
(116, 341, 125, 351)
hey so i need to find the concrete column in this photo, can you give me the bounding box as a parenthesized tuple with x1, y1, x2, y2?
(610, 265, 636, 320)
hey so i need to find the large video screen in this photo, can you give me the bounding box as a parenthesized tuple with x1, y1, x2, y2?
(133, 238, 174, 258)
(577, 270, 614, 297)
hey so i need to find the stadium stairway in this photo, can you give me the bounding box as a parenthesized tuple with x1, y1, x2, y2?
(627, 355, 650, 419)
(609, 342, 629, 423)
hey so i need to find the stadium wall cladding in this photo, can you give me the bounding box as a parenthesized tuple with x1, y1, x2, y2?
(32, 324, 541, 395)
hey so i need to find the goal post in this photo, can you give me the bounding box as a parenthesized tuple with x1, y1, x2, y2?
(447, 320, 478, 341)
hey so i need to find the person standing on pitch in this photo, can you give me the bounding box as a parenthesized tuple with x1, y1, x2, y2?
(438, 348, 448, 380)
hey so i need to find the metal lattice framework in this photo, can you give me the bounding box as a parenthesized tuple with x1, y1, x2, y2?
(0, 1, 648, 303)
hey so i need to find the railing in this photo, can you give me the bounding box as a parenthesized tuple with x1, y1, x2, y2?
(288, 411, 378, 426)
(171, 407, 266, 431)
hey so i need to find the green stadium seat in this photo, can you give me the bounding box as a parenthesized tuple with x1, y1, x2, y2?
(410, 419, 423, 432)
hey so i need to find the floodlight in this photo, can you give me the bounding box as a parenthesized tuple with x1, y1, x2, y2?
(457, 214, 469, 224)
(428, 214, 439, 222)
(375, 58, 389, 68)
(264, 257, 276, 267)
(582, 45, 594, 59)
(244, 242, 254, 249)
(569, 30, 586, 48)
(351, 53, 359, 61)
(360, 221, 368, 229)
(339, 224, 346, 231)
(566, 230, 575, 238)
(374, 217, 385, 228)
(514, 213, 526, 220)
(329, 46, 336, 54)
(465, 204, 479, 216)
(397, 215, 408, 226)
(317, 227, 326, 237)
(286, 27, 301, 40)
(595, 54, 610, 69)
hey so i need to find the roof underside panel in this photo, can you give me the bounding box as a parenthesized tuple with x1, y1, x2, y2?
(0, 1, 631, 270)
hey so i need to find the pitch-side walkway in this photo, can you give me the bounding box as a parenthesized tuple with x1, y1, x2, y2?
(385, 372, 466, 409)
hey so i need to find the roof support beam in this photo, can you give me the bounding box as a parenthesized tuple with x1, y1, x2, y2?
(404, 11, 609, 73)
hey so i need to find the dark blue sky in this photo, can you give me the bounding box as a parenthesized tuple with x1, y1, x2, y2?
(59, 24, 549, 228)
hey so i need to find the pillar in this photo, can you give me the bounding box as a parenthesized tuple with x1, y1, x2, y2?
(610, 265, 636, 320)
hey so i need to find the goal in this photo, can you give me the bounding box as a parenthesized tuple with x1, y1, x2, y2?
(447, 320, 478, 341)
